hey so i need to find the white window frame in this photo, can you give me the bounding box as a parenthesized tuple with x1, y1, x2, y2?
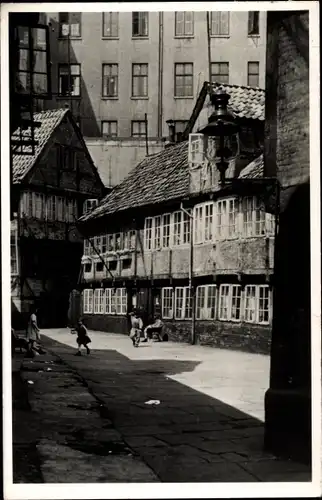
(105, 288, 116, 314)
(230, 284, 242, 322)
(242, 196, 270, 238)
(210, 11, 230, 36)
(144, 217, 153, 250)
(244, 285, 257, 323)
(174, 286, 192, 320)
(196, 285, 217, 320)
(154, 216, 162, 249)
(188, 133, 205, 167)
(172, 211, 182, 246)
(162, 213, 171, 248)
(83, 289, 93, 314)
(257, 285, 270, 325)
(161, 288, 174, 319)
(115, 288, 127, 315)
(193, 202, 215, 244)
(94, 289, 105, 314)
(217, 198, 239, 240)
(244, 285, 271, 325)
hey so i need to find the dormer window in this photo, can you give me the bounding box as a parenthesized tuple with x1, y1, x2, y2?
(83, 199, 98, 215)
(188, 133, 206, 167)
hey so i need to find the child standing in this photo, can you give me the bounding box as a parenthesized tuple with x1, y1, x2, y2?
(129, 310, 143, 347)
(74, 320, 91, 356)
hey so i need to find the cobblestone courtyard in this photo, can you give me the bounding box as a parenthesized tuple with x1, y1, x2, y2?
(12, 329, 311, 483)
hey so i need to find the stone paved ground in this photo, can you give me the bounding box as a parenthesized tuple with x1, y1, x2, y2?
(12, 328, 312, 483)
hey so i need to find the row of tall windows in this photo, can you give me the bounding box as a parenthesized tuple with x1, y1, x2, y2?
(83, 288, 127, 315)
(144, 198, 275, 250)
(20, 192, 78, 222)
(58, 61, 260, 100)
(83, 230, 136, 256)
(82, 284, 270, 324)
(58, 12, 260, 39)
(161, 284, 271, 324)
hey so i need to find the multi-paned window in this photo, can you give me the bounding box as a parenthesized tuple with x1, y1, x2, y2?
(102, 12, 119, 38)
(188, 134, 205, 166)
(154, 216, 162, 249)
(210, 11, 230, 36)
(83, 289, 93, 314)
(211, 62, 229, 84)
(101, 120, 118, 137)
(132, 64, 148, 97)
(115, 288, 127, 315)
(175, 63, 193, 97)
(144, 217, 153, 250)
(11, 223, 19, 276)
(132, 12, 148, 37)
(196, 285, 217, 320)
(194, 203, 214, 244)
(247, 61, 260, 87)
(248, 11, 260, 36)
(175, 11, 194, 36)
(175, 287, 192, 319)
(59, 12, 82, 38)
(217, 198, 238, 239)
(161, 288, 174, 319)
(144, 211, 191, 250)
(89, 288, 127, 315)
(102, 64, 118, 97)
(244, 285, 270, 324)
(94, 289, 105, 314)
(242, 196, 268, 237)
(218, 284, 241, 321)
(159, 284, 271, 324)
(131, 120, 147, 137)
(58, 64, 81, 96)
(21, 192, 77, 222)
(162, 214, 171, 248)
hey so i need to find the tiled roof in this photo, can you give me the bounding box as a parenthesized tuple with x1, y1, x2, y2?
(80, 145, 265, 223)
(12, 108, 69, 184)
(80, 141, 190, 222)
(209, 82, 265, 121)
(239, 154, 264, 179)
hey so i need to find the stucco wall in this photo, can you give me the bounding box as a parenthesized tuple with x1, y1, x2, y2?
(45, 11, 266, 138)
(85, 138, 164, 187)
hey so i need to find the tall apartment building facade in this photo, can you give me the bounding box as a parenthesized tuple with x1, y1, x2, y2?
(43, 10, 266, 186)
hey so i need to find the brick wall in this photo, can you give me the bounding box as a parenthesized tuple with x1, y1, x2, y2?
(164, 320, 271, 354)
(81, 313, 271, 354)
(264, 11, 309, 186)
(82, 314, 129, 334)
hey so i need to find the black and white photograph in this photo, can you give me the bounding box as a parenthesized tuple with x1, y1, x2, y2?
(1, 2, 320, 498)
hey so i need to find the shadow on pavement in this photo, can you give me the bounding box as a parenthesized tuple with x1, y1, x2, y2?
(12, 336, 312, 483)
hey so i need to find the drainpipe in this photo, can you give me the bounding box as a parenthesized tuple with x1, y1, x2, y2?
(157, 12, 164, 138)
(206, 11, 212, 83)
(180, 203, 196, 345)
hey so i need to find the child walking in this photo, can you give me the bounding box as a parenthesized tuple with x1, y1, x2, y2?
(73, 320, 91, 356)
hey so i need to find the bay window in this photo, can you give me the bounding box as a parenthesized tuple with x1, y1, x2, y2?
(162, 214, 171, 247)
(144, 217, 153, 250)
